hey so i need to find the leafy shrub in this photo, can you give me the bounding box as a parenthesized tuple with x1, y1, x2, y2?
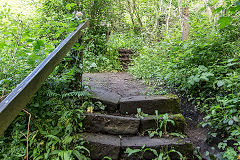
(130, 10, 240, 159)
(0, 61, 91, 159)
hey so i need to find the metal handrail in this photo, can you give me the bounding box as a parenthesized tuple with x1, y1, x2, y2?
(0, 20, 89, 135)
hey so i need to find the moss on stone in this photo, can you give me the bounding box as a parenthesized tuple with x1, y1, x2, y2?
(164, 94, 178, 99)
(170, 113, 186, 122)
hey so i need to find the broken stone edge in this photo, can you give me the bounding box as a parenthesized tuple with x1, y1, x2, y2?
(87, 90, 181, 115)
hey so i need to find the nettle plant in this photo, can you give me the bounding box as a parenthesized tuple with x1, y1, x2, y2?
(146, 111, 175, 138)
(125, 145, 186, 160)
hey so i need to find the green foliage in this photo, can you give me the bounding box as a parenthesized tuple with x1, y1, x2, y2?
(136, 108, 149, 119)
(214, 0, 240, 29)
(83, 47, 121, 72)
(146, 111, 178, 138)
(107, 31, 145, 52)
(125, 144, 158, 159)
(130, 3, 240, 158)
(125, 145, 186, 160)
(154, 148, 186, 160)
(0, 4, 46, 95)
(83, 31, 146, 72)
(1, 0, 240, 159)
(0, 2, 78, 96)
(0, 66, 91, 159)
(0, 1, 93, 159)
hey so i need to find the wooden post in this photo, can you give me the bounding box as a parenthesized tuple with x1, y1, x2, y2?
(182, 7, 189, 41)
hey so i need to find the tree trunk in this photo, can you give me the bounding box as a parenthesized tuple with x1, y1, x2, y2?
(205, 0, 212, 20)
(154, 0, 163, 31)
(132, 0, 143, 28)
(166, 0, 172, 33)
(127, 0, 136, 27)
(154, 0, 159, 31)
(182, 7, 189, 41)
(178, 0, 182, 31)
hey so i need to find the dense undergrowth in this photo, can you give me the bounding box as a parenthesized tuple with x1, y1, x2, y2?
(0, 2, 78, 97)
(0, 0, 108, 159)
(1, 0, 240, 159)
(128, 9, 240, 160)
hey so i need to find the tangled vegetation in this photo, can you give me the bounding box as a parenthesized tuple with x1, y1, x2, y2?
(0, 0, 239, 159)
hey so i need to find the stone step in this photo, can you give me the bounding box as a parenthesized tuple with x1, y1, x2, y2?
(77, 133, 193, 160)
(83, 113, 185, 135)
(118, 49, 134, 55)
(119, 57, 131, 61)
(140, 113, 185, 133)
(78, 133, 120, 160)
(120, 95, 180, 115)
(83, 113, 140, 135)
(88, 88, 181, 115)
(88, 87, 121, 112)
(119, 53, 131, 58)
(120, 136, 193, 160)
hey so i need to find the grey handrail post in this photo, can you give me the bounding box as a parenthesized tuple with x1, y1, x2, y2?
(0, 20, 89, 136)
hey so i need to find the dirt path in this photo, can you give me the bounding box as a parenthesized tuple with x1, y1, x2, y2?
(83, 72, 151, 97)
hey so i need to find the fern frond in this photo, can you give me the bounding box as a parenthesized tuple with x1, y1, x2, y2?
(62, 91, 90, 98)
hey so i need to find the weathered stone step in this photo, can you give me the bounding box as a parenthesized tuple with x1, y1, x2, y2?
(77, 133, 193, 160)
(140, 113, 185, 133)
(88, 87, 180, 115)
(83, 113, 140, 135)
(78, 133, 120, 160)
(88, 87, 121, 112)
(119, 53, 131, 57)
(83, 113, 185, 135)
(121, 136, 193, 160)
(119, 57, 131, 61)
(120, 95, 180, 115)
(118, 49, 134, 55)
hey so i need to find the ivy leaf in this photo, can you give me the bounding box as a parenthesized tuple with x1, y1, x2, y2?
(218, 17, 232, 29)
(125, 148, 141, 157)
(233, 116, 239, 122)
(66, 3, 71, 10)
(0, 42, 6, 48)
(193, 75, 200, 83)
(228, 120, 234, 125)
(228, 6, 237, 13)
(217, 80, 224, 87)
(213, 7, 224, 13)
